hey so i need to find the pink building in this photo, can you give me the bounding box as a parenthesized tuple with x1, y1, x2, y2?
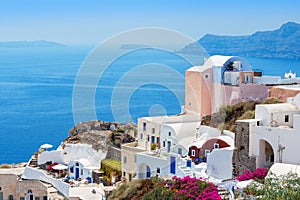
(184, 55, 269, 116)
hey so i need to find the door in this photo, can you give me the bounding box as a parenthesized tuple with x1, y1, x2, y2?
(146, 166, 151, 178)
(0, 192, 3, 200)
(167, 141, 171, 152)
(75, 167, 80, 180)
(170, 156, 176, 174)
(187, 160, 192, 168)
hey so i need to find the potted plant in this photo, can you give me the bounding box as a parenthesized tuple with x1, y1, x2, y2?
(34, 152, 39, 158)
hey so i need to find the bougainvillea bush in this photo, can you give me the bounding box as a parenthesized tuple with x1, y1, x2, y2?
(162, 176, 221, 200)
(237, 168, 268, 182)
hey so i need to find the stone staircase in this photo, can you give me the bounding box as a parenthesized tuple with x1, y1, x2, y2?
(218, 187, 233, 200)
(178, 166, 193, 177)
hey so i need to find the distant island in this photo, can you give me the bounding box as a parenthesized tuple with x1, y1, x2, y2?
(0, 40, 65, 48)
(179, 22, 300, 60)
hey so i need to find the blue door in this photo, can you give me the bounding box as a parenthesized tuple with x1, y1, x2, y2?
(75, 167, 79, 180)
(167, 141, 171, 152)
(170, 156, 176, 174)
(187, 160, 192, 168)
(146, 166, 151, 178)
(0, 192, 3, 200)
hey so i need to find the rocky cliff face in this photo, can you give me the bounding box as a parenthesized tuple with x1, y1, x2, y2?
(180, 22, 300, 60)
(62, 120, 137, 151)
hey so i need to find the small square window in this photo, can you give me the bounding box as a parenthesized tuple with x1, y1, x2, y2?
(157, 167, 160, 173)
(205, 149, 210, 157)
(205, 74, 209, 79)
(285, 115, 289, 122)
(191, 150, 195, 156)
(214, 143, 219, 149)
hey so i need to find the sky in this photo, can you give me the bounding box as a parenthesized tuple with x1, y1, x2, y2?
(1, 0, 300, 45)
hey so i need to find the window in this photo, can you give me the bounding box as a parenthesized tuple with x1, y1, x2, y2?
(151, 136, 155, 144)
(168, 132, 171, 136)
(147, 135, 150, 142)
(156, 137, 160, 143)
(129, 173, 132, 182)
(70, 166, 74, 173)
(152, 128, 155, 134)
(178, 148, 182, 155)
(285, 115, 289, 122)
(123, 172, 126, 176)
(123, 156, 127, 164)
(157, 167, 160, 173)
(75, 162, 79, 166)
(205, 150, 210, 157)
(35, 197, 40, 200)
(214, 143, 219, 149)
(204, 74, 209, 79)
(163, 141, 165, 147)
(43, 197, 47, 200)
(81, 169, 83, 175)
(20, 198, 25, 200)
(0, 187, 1, 191)
(140, 134, 143, 139)
(191, 150, 195, 156)
(189, 102, 191, 106)
(9, 195, 14, 200)
(143, 122, 146, 131)
(257, 121, 260, 126)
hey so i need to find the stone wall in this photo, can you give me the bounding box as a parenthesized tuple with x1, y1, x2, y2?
(232, 121, 256, 176)
(105, 146, 121, 161)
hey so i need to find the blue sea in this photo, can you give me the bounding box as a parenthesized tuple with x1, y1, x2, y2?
(1, 46, 300, 164)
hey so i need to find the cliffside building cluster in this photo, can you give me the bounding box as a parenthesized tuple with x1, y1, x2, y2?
(1, 55, 300, 199)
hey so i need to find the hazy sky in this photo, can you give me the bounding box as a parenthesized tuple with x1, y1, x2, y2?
(1, 0, 300, 44)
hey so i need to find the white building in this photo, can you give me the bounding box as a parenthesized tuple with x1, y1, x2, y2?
(122, 114, 200, 181)
(239, 93, 300, 169)
(135, 120, 235, 180)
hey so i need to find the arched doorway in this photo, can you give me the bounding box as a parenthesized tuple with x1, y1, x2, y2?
(258, 140, 274, 168)
(138, 163, 151, 178)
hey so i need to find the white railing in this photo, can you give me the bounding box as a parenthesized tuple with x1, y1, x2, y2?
(22, 166, 70, 198)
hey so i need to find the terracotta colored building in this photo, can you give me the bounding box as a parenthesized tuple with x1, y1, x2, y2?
(185, 55, 269, 117)
(189, 136, 232, 163)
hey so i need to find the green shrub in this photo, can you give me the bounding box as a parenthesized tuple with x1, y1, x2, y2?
(242, 172, 300, 200)
(238, 110, 255, 120)
(143, 187, 175, 200)
(0, 164, 11, 169)
(101, 159, 121, 185)
(150, 143, 157, 150)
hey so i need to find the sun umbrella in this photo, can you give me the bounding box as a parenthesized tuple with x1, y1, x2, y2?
(40, 143, 53, 149)
(52, 164, 68, 170)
